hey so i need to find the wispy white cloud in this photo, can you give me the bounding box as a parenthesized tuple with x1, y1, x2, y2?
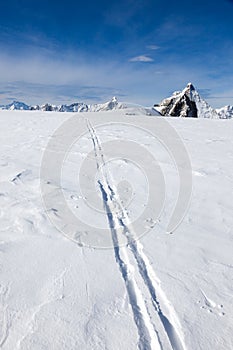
(146, 45, 160, 50)
(0, 49, 232, 108)
(129, 55, 154, 62)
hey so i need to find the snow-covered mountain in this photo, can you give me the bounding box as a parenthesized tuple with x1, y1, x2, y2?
(58, 102, 89, 112)
(216, 105, 233, 119)
(89, 96, 121, 112)
(154, 83, 232, 119)
(1, 88, 232, 118)
(154, 83, 219, 118)
(0, 97, 122, 113)
(0, 101, 30, 110)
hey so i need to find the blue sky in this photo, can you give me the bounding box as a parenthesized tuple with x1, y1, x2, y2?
(0, 0, 233, 107)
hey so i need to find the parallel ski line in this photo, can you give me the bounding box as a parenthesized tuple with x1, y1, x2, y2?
(105, 185, 187, 350)
(87, 120, 162, 350)
(86, 119, 187, 350)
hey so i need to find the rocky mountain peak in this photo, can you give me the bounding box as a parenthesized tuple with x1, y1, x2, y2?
(156, 83, 198, 117)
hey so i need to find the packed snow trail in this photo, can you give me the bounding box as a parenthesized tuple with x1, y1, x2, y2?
(86, 119, 187, 350)
(86, 120, 162, 350)
(98, 181, 162, 350)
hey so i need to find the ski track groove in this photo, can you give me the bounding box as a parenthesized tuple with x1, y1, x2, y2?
(86, 119, 187, 350)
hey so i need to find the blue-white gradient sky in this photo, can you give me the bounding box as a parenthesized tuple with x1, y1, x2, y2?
(0, 0, 233, 107)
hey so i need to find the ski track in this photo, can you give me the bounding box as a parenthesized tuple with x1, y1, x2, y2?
(86, 119, 187, 350)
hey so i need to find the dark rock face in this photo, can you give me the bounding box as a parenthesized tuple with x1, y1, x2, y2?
(41, 103, 54, 111)
(30, 105, 40, 110)
(158, 83, 198, 117)
(169, 94, 198, 117)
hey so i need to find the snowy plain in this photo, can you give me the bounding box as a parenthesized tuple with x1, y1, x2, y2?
(0, 109, 233, 350)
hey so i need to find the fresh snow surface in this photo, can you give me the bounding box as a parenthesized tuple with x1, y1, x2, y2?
(0, 110, 233, 350)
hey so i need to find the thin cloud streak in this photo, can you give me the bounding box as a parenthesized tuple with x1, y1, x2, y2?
(0, 50, 232, 108)
(129, 55, 154, 62)
(146, 45, 160, 50)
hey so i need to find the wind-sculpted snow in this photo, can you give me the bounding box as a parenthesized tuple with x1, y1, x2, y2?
(40, 112, 192, 247)
(0, 110, 233, 349)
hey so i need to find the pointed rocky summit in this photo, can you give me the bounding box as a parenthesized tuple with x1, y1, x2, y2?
(155, 83, 219, 118)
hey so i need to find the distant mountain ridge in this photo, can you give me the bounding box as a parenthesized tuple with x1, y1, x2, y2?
(0, 97, 121, 113)
(0, 85, 232, 118)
